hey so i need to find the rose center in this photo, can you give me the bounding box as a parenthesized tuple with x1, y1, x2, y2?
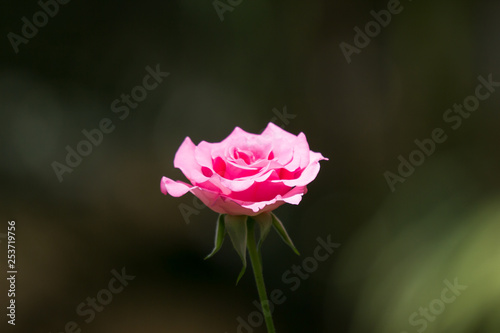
(232, 148, 255, 165)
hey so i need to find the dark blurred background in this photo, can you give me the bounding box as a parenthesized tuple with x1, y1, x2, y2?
(1, 0, 500, 332)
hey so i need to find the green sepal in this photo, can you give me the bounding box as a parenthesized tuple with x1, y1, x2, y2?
(252, 212, 273, 252)
(205, 214, 226, 260)
(271, 212, 300, 255)
(224, 215, 249, 284)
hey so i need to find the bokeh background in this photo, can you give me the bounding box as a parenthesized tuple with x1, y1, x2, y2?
(1, 0, 500, 332)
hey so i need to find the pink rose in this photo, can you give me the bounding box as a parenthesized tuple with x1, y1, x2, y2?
(161, 123, 327, 216)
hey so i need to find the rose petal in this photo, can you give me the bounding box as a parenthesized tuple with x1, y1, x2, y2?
(261, 122, 297, 142)
(219, 169, 276, 192)
(280, 151, 327, 187)
(283, 132, 311, 171)
(223, 159, 263, 180)
(261, 123, 297, 166)
(194, 141, 215, 168)
(228, 171, 292, 202)
(281, 186, 308, 204)
(160, 177, 193, 197)
(213, 156, 226, 177)
(211, 126, 257, 160)
(204, 193, 285, 216)
(173, 137, 208, 183)
(237, 185, 308, 213)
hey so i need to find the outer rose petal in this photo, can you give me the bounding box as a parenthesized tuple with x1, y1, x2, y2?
(161, 177, 193, 197)
(189, 184, 308, 216)
(237, 186, 308, 213)
(194, 141, 214, 168)
(261, 122, 297, 143)
(227, 169, 292, 202)
(261, 123, 294, 166)
(282, 132, 311, 171)
(173, 137, 209, 183)
(280, 151, 328, 187)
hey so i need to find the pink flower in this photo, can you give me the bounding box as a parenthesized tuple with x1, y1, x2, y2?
(161, 123, 328, 216)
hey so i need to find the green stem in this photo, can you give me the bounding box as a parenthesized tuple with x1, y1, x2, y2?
(247, 221, 276, 333)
